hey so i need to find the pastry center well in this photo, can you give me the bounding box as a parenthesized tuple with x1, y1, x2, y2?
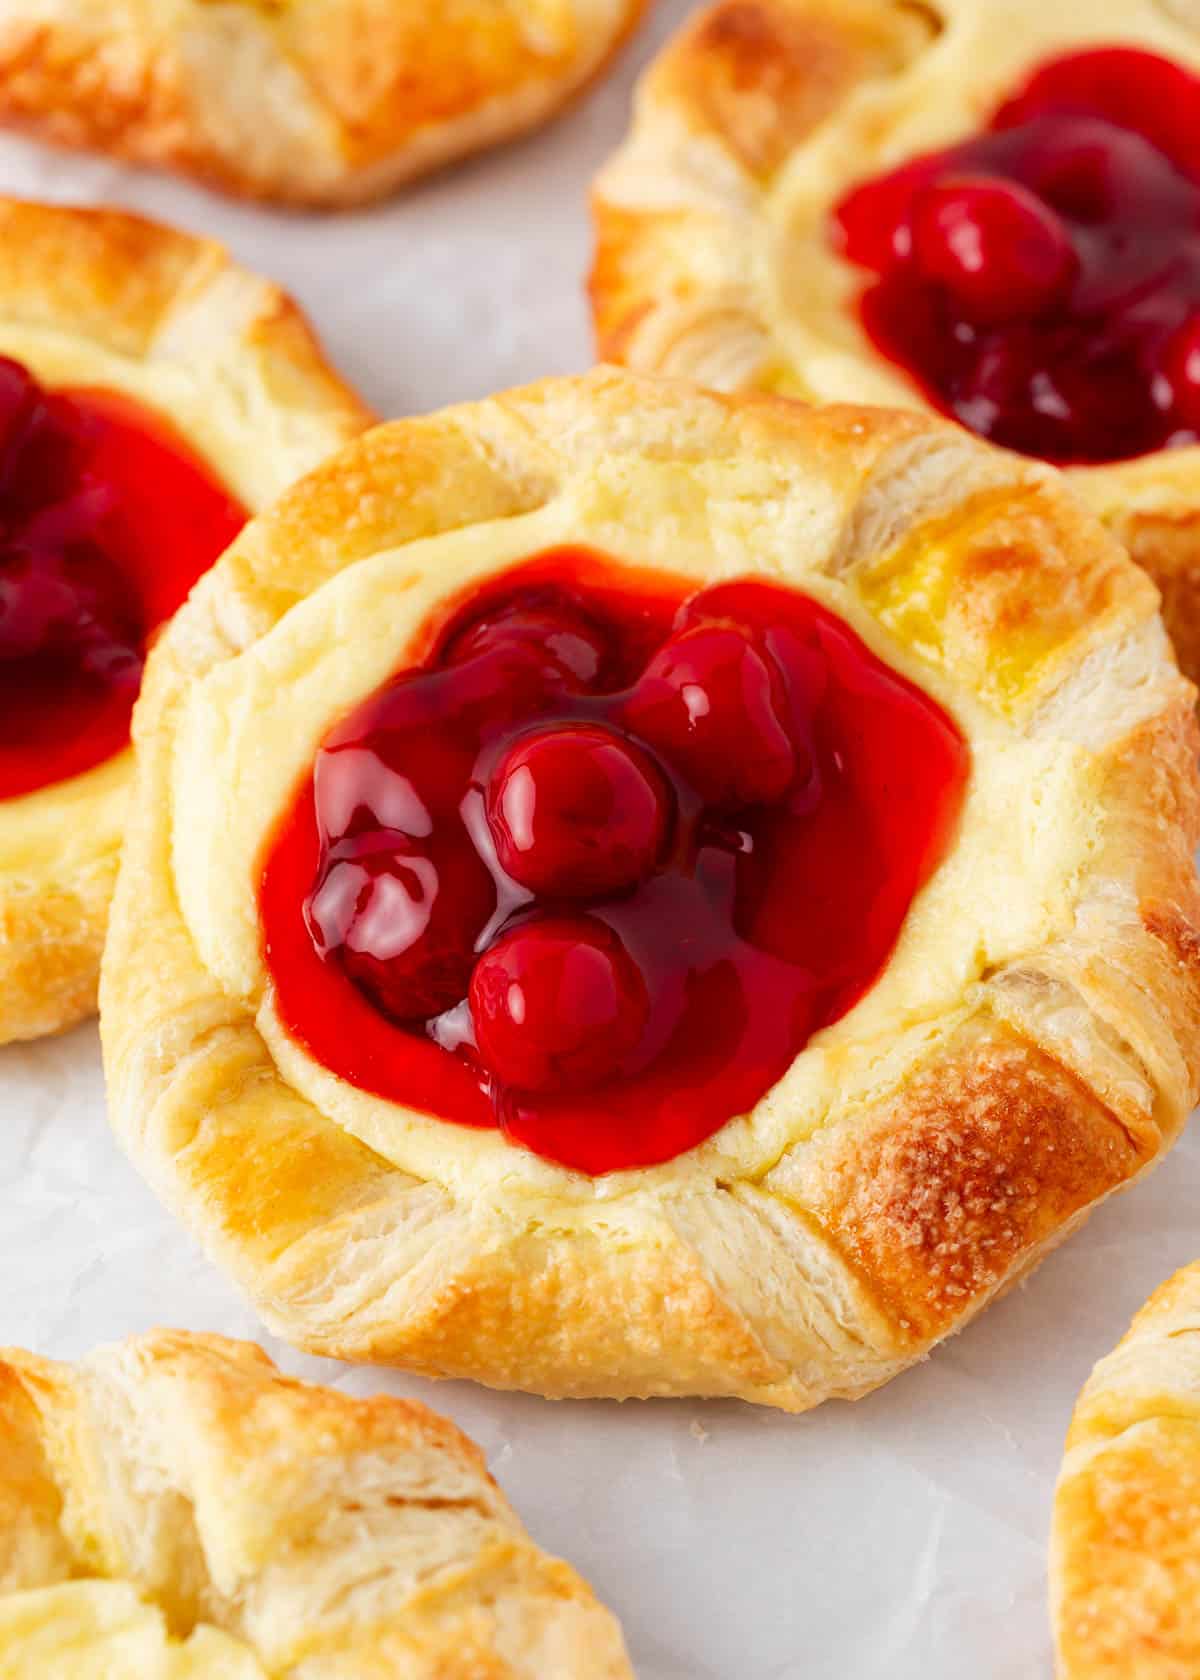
(833, 47, 1200, 465)
(259, 551, 969, 1174)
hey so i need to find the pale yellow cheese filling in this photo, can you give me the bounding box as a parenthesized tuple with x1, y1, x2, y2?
(172, 463, 1103, 1207)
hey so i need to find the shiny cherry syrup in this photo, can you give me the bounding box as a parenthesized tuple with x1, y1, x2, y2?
(0, 356, 246, 799)
(261, 552, 969, 1174)
(833, 48, 1200, 464)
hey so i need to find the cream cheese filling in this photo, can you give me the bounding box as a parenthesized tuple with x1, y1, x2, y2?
(172, 468, 1101, 1206)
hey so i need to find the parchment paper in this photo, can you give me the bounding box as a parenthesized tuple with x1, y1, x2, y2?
(2, 8, 1198, 1671)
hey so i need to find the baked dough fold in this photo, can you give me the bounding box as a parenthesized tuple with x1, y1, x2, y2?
(0, 0, 649, 206)
(1052, 1260, 1200, 1678)
(0, 1329, 631, 1678)
(100, 368, 1200, 1408)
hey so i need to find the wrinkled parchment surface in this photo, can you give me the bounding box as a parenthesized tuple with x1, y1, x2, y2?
(2, 12, 1197, 1669)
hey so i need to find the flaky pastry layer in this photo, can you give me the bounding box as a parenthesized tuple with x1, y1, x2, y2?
(0, 0, 649, 207)
(590, 0, 1200, 684)
(0, 1329, 631, 1679)
(1052, 1260, 1200, 1678)
(101, 368, 1200, 1407)
(0, 197, 369, 1046)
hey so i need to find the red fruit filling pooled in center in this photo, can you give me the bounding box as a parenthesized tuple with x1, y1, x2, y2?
(0, 356, 246, 799)
(260, 550, 969, 1174)
(833, 48, 1200, 464)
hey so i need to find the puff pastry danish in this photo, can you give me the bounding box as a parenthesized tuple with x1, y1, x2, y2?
(0, 1328, 632, 1678)
(1052, 1261, 1200, 1678)
(0, 0, 650, 206)
(591, 0, 1200, 683)
(0, 197, 368, 1046)
(100, 368, 1200, 1408)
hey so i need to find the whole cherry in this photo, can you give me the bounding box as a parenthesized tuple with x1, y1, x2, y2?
(1018, 116, 1179, 227)
(307, 828, 496, 1022)
(833, 156, 944, 269)
(992, 46, 1200, 182)
(625, 623, 795, 807)
(0, 537, 141, 681)
(439, 589, 609, 689)
(469, 916, 649, 1093)
(486, 723, 671, 898)
(912, 176, 1078, 324)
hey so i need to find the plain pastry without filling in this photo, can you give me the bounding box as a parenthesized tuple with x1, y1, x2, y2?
(1052, 1261, 1200, 1678)
(0, 197, 368, 1045)
(100, 368, 1200, 1409)
(591, 0, 1200, 684)
(0, 0, 651, 206)
(0, 1329, 632, 1678)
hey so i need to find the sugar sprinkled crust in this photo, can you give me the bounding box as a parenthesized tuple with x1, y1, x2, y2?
(0, 197, 369, 1045)
(100, 367, 1200, 1408)
(0, 1328, 632, 1678)
(0, 0, 650, 207)
(589, 0, 1200, 683)
(1052, 1260, 1200, 1678)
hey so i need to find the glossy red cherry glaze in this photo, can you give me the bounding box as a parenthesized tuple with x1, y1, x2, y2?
(0, 357, 245, 799)
(261, 551, 969, 1174)
(833, 49, 1200, 464)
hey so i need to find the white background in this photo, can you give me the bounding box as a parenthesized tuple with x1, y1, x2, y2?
(2, 5, 1198, 1674)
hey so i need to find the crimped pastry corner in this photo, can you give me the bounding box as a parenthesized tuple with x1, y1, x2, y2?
(1052, 1261, 1200, 1678)
(0, 1329, 632, 1678)
(0, 197, 369, 1046)
(0, 0, 651, 207)
(100, 367, 1200, 1408)
(590, 0, 1200, 684)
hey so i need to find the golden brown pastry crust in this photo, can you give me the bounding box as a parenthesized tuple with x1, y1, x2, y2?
(590, 0, 1200, 686)
(0, 0, 650, 207)
(0, 1329, 632, 1678)
(0, 197, 369, 1046)
(100, 368, 1200, 1408)
(1052, 1261, 1200, 1678)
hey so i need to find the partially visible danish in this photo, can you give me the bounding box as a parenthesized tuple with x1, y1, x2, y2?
(0, 0, 650, 207)
(1052, 1262, 1200, 1678)
(0, 198, 368, 1046)
(591, 0, 1200, 682)
(0, 1329, 632, 1678)
(101, 369, 1200, 1408)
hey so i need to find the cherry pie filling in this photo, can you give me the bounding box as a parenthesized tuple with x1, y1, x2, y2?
(0, 356, 246, 799)
(260, 551, 969, 1174)
(833, 48, 1200, 465)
